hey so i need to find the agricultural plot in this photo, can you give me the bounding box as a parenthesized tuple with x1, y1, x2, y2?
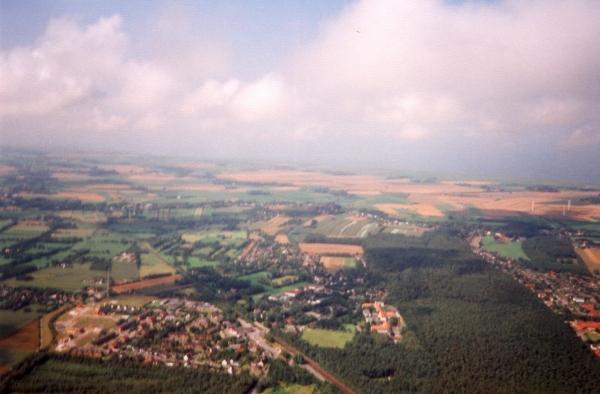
(72, 230, 130, 259)
(111, 274, 182, 294)
(259, 216, 290, 236)
(0, 220, 49, 245)
(111, 260, 139, 282)
(238, 271, 308, 301)
(2, 263, 105, 291)
(312, 215, 380, 238)
(480, 235, 529, 260)
(320, 256, 357, 273)
(182, 230, 247, 245)
(51, 227, 96, 239)
(299, 243, 364, 256)
(0, 308, 43, 339)
(0, 319, 39, 352)
(575, 247, 600, 275)
(139, 253, 176, 277)
(301, 325, 356, 348)
(57, 211, 107, 224)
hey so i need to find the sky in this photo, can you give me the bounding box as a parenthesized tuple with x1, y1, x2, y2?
(1, 0, 600, 183)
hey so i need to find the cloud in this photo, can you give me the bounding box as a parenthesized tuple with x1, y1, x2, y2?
(290, 0, 600, 143)
(1, 0, 600, 164)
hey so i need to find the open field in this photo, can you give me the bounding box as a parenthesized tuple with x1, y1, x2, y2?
(139, 253, 176, 277)
(218, 169, 600, 221)
(239, 271, 309, 301)
(181, 230, 247, 244)
(57, 211, 107, 224)
(0, 319, 39, 352)
(51, 227, 96, 239)
(2, 263, 105, 291)
(106, 295, 154, 307)
(187, 257, 219, 268)
(73, 230, 130, 259)
(575, 247, 600, 274)
(260, 216, 290, 236)
(2, 220, 49, 237)
(301, 325, 355, 348)
(299, 243, 364, 256)
(320, 256, 357, 273)
(275, 234, 289, 244)
(308, 214, 380, 238)
(481, 235, 529, 260)
(375, 202, 444, 218)
(111, 274, 182, 294)
(111, 260, 139, 282)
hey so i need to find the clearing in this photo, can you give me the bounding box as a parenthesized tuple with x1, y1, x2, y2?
(480, 235, 529, 260)
(301, 325, 356, 348)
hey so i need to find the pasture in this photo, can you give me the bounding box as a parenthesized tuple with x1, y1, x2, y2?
(111, 259, 139, 282)
(301, 325, 356, 348)
(2, 263, 105, 291)
(480, 235, 529, 260)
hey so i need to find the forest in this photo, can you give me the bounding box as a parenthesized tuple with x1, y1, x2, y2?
(282, 230, 600, 393)
(0, 352, 256, 394)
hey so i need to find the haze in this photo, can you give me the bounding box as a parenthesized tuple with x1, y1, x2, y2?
(1, 0, 600, 183)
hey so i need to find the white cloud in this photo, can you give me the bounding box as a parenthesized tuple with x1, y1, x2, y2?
(1, 0, 600, 158)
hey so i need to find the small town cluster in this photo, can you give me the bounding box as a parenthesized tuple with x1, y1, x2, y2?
(472, 232, 600, 357)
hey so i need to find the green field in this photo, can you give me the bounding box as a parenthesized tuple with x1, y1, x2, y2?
(480, 235, 529, 260)
(111, 259, 139, 282)
(238, 271, 309, 301)
(301, 324, 356, 348)
(187, 257, 219, 268)
(2, 263, 105, 291)
(72, 230, 130, 259)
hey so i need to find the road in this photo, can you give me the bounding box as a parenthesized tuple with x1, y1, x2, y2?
(272, 335, 357, 394)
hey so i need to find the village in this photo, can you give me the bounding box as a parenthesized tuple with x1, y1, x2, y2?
(54, 298, 271, 376)
(471, 232, 600, 357)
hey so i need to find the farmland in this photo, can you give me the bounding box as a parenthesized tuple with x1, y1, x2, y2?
(2, 263, 105, 291)
(1, 153, 600, 392)
(576, 247, 600, 275)
(111, 274, 182, 294)
(299, 243, 363, 256)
